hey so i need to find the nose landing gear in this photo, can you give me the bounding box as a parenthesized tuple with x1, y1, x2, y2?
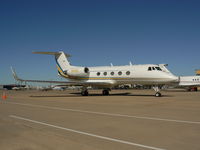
(153, 86, 162, 97)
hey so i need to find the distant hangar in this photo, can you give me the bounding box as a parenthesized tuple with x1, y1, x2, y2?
(0, 84, 25, 90)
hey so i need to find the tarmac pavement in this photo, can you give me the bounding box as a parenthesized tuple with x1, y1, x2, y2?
(0, 89, 200, 150)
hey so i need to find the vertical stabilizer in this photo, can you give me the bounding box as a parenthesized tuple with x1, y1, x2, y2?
(33, 51, 71, 72)
(55, 51, 71, 72)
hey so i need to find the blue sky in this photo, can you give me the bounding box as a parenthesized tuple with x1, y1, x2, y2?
(0, 0, 200, 84)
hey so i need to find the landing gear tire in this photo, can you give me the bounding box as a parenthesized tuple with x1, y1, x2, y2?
(155, 92, 162, 97)
(102, 89, 109, 96)
(81, 90, 88, 96)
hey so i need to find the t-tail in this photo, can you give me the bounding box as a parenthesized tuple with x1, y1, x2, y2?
(33, 51, 71, 78)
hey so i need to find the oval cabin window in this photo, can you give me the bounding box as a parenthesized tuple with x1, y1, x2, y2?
(126, 71, 130, 75)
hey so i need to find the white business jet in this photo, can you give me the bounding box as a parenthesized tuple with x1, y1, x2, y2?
(11, 51, 178, 97)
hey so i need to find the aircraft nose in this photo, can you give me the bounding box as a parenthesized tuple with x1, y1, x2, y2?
(168, 74, 179, 82)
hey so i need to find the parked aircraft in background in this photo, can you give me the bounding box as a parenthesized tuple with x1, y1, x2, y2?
(52, 86, 65, 91)
(11, 51, 178, 97)
(175, 76, 200, 91)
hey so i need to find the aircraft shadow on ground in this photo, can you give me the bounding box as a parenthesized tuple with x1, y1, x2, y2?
(30, 92, 173, 97)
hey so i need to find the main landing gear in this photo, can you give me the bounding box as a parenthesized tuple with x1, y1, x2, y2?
(81, 89, 88, 96)
(102, 89, 110, 95)
(153, 86, 162, 97)
(81, 88, 111, 96)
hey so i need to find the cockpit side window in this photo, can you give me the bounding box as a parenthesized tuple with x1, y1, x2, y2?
(152, 67, 155, 70)
(148, 67, 152, 71)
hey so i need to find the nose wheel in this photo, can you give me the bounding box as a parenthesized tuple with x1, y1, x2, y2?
(155, 92, 162, 97)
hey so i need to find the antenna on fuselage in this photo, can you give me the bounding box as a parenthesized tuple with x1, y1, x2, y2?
(110, 63, 113, 67)
(129, 61, 133, 66)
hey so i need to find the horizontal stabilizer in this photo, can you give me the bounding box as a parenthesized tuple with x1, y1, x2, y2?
(32, 51, 71, 57)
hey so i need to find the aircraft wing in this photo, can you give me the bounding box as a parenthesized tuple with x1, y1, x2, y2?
(11, 67, 113, 87)
(11, 67, 78, 85)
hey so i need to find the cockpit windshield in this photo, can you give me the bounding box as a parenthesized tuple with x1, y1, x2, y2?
(155, 67, 162, 71)
(148, 66, 162, 71)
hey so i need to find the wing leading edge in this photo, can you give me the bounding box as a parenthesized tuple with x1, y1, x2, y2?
(10, 67, 78, 85)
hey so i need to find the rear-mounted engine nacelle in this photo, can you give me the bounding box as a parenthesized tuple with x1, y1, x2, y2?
(66, 67, 89, 77)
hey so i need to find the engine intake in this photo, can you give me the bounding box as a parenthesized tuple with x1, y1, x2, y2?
(84, 67, 89, 73)
(66, 67, 90, 77)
